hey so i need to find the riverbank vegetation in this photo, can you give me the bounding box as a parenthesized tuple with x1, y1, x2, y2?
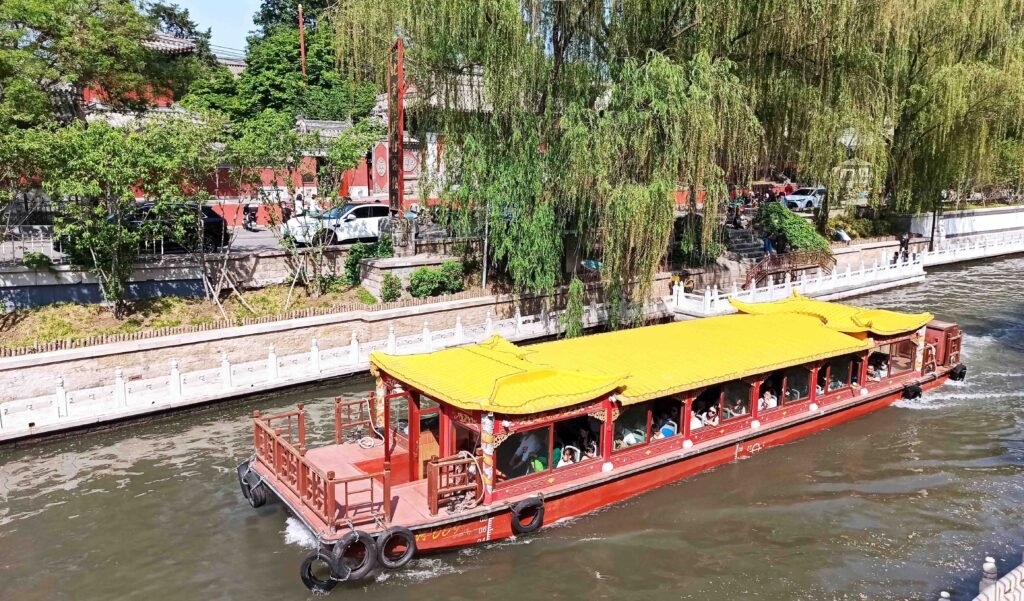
(0, 283, 378, 349)
(332, 0, 1024, 319)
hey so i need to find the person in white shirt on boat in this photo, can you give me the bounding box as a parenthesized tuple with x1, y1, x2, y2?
(759, 389, 778, 411)
(690, 409, 704, 431)
(509, 430, 546, 476)
(701, 405, 720, 427)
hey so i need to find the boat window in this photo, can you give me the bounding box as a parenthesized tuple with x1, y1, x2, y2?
(691, 386, 722, 430)
(390, 394, 410, 439)
(419, 396, 440, 411)
(452, 422, 479, 455)
(784, 367, 810, 403)
(722, 381, 751, 421)
(553, 415, 602, 467)
(828, 356, 853, 392)
(651, 397, 682, 440)
(851, 358, 863, 387)
(891, 340, 916, 375)
(614, 403, 650, 451)
(868, 345, 892, 381)
(495, 426, 552, 482)
(758, 374, 782, 411)
(816, 367, 828, 396)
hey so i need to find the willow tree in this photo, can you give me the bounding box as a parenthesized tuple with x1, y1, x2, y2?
(329, 0, 1024, 306)
(880, 0, 1024, 210)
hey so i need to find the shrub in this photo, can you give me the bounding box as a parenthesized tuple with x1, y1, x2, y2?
(439, 260, 465, 293)
(320, 275, 348, 294)
(409, 267, 445, 298)
(343, 236, 394, 285)
(381, 273, 402, 302)
(22, 252, 53, 269)
(560, 277, 585, 338)
(409, 261, 466, 298)
(754, 202, 831, 253)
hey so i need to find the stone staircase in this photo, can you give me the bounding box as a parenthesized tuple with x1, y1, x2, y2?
(724, 225, 766, 261)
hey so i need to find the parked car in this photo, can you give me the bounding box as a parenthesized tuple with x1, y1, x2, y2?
(53, 202, 230, 255)
(281, 202, 392, 246)
(785, 187, 827, 211)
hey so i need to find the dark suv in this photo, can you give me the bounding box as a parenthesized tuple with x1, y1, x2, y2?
(53, 202, 231, 256)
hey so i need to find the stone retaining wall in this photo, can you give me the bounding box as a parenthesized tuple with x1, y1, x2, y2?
(0, 274, 672, 404)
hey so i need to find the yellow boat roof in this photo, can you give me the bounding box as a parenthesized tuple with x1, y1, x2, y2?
(729, 292, 933, 335)
(371, 307, 893, 415)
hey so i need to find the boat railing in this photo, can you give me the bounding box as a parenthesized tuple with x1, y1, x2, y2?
(334, 395, 375, 444)
(426, 452, 482, 516)
(254, 405, 392, 531)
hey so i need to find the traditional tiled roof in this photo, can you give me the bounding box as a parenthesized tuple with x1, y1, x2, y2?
(144, 32, 196, 55)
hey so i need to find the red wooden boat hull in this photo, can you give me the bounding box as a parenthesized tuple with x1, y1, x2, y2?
(410, 373, 949, 552)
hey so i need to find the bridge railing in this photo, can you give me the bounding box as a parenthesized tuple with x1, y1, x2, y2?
(936, 550, 1024, 601)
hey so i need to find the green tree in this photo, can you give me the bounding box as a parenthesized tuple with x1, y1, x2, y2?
(233, 25, 376, 121)
(35, 117, 224, 317)
(254, 0, 329, 34)
(0, 0, 212, 127)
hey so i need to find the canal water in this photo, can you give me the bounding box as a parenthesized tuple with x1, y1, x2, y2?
(1, 256, 1023, 601)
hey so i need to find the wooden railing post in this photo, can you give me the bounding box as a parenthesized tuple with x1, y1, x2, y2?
(252, 410, 260, 451)
(333, 396, 342, 444)
(383, 461, 392, 524)
(427, 459, 439, 516)
(296, 403, 306, 447)
(298, 448, 307, 498)
(325, 471, 337, 533)
(274, 427, 283, 476)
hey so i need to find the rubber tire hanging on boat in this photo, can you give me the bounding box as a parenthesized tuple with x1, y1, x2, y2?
(332, 530, 378, 581)
(236, 461, 251, 501)
(950, 364, 968, 381)
(300, 550, 338, 594)
(377, 526, 417, 569)
(902, 384, 923, 400)
(510, 497, 544, 535)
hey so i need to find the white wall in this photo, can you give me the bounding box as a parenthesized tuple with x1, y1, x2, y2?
(908, 206, 1024, 239)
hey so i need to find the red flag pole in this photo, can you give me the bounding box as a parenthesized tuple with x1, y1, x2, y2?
(298, 4, 308, 87)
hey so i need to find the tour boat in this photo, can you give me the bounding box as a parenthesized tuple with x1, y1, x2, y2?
(236, 293, 966, 593)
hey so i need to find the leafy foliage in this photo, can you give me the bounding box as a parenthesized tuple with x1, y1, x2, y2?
(343, 238, 394, 285)
(560, 277, 585, 339)
(22, 252, 52, 269)
(755, 203, 831, 253)
(0, 0, 211, 127)
(409, 261, 465, 298)
(380, 274, 402, 302)
(32, 117, 225, 316)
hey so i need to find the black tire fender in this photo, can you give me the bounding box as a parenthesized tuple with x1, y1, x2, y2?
(510, 496, 544, 535)
(950, 364, 968, 381)
(377, 526, 417, 569)
(902, 384, 923, 400)
(299, 549, 338, 594)
(236, 461, 252, 500)
(332, 530, 378, 581)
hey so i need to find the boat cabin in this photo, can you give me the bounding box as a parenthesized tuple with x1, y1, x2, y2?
(248, 293, 962, 543)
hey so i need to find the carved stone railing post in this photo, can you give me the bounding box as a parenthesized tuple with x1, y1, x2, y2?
(115, 367, 127, 406)
(981, 556, 998, 594)
(56, 376, 68, 417)
(386, 325, 397, 354)
(220, 352, 232, 390)
(310, 336, 321, 373)
(422, 321, 432, 351)
(267, 346, 279, 381)
(454, 316, 464, 344)
(170, 359, 183, 400)
(349, 332, 359, 365)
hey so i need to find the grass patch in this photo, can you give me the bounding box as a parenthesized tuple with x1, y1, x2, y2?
(0, 281, 387, 349)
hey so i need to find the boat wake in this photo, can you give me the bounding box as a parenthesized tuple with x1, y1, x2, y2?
(282, 517, 317, 549)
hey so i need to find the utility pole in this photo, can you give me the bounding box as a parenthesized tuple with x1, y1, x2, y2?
(298, 4, 308, 87)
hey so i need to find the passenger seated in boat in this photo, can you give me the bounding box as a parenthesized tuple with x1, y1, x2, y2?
(702, 406, 720, 427)
(556, 446, 580, 468)
(690, 409, 704, 430)
(724, 397, 748, 419)
(867, 364, 881, 382)
(528, 452, 547, 473)
(759, 389, 778, 411)
(509, 430, 547, 476)
(621, 429, 645, 447)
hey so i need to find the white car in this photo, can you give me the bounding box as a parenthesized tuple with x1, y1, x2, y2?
(785, 187, 827, 211)
(282, 203, 392, 246)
